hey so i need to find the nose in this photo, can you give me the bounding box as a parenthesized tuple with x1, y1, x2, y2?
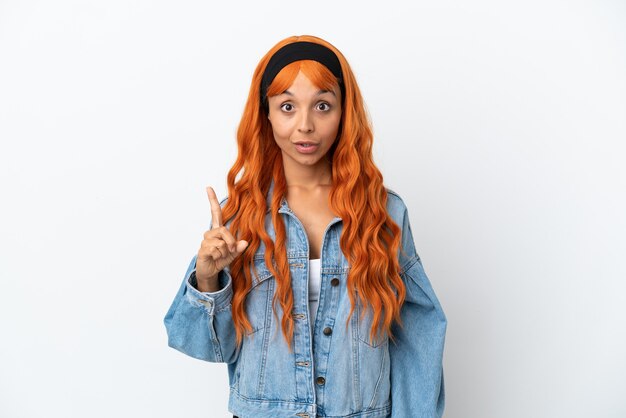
(297, 110, 314, 133)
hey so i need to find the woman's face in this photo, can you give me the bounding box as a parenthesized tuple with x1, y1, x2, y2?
(267, 71, 342, 173)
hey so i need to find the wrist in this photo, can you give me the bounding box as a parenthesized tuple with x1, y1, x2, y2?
(194, 272, 220, 292)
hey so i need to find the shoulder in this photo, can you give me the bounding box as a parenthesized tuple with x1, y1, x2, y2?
(384, 188, 410, 224)
(385, 188, 420, 270)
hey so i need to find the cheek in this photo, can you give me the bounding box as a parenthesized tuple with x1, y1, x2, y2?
(323, 115, 342, 138)
(271, 125, 290, 142)
(268, 118, 292, 141)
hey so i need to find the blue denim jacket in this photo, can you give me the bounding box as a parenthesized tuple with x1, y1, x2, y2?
(164, 187, 447, 418)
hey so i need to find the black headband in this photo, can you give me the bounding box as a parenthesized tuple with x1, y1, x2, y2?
(260, 41, 344, 106)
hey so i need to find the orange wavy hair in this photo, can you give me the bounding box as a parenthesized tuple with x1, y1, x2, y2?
(221, 35, 406, 348)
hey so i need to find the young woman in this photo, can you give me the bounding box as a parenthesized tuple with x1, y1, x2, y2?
(165, 35, 447, 418)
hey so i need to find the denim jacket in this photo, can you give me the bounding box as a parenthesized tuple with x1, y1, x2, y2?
(164, 186, 447, 418)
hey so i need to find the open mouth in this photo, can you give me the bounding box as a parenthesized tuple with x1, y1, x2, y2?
(294, 142, 320, 154)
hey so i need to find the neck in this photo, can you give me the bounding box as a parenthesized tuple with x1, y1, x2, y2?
(282, 158, 332, 190)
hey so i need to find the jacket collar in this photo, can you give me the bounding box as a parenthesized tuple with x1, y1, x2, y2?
(266, 179, 289, 213)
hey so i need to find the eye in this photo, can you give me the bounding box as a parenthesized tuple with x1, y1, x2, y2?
(316, 102, 331, 111)
(280, 103, 294, 112)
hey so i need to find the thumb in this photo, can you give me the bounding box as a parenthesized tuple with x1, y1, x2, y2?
(235, 240, 249, 255)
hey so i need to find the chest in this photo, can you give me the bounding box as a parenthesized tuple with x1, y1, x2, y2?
(286, 196, 336, 259)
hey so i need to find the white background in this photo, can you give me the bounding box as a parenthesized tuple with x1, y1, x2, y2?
(1, 1, 625, 417)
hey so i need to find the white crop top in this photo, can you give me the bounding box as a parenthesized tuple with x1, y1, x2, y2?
(308, 259, 321, 331)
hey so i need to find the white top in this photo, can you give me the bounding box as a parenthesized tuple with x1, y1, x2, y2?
(308, 258, 321, 331)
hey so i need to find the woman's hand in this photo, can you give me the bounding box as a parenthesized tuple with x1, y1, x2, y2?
(195, 186, 248, 292)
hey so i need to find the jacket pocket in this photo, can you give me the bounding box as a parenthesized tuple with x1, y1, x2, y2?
(243, 256, 275, 335)
(356, 299, 389, 348)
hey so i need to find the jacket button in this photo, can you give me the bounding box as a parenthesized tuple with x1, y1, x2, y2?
(330, 278, 339, 286)
(316, 376, 326, 386)
(323, 327, 332, 335)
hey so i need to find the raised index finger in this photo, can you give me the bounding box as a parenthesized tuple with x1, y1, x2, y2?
(206, 186, 223, 229)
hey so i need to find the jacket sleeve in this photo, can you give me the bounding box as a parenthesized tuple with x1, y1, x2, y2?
(163, 254, 240, 364)
(389, 207, 447, 418)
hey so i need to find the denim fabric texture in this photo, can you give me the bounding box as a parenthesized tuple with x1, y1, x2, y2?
(164, 185, 447, 418)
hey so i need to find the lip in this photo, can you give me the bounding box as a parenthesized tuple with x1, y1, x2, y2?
(293, 141, 320, 154)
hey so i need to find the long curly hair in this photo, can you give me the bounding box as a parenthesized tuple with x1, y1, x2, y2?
(221, 35, 406, 348)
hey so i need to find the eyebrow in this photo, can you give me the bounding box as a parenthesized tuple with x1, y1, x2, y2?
(281, 89, 336, 97)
